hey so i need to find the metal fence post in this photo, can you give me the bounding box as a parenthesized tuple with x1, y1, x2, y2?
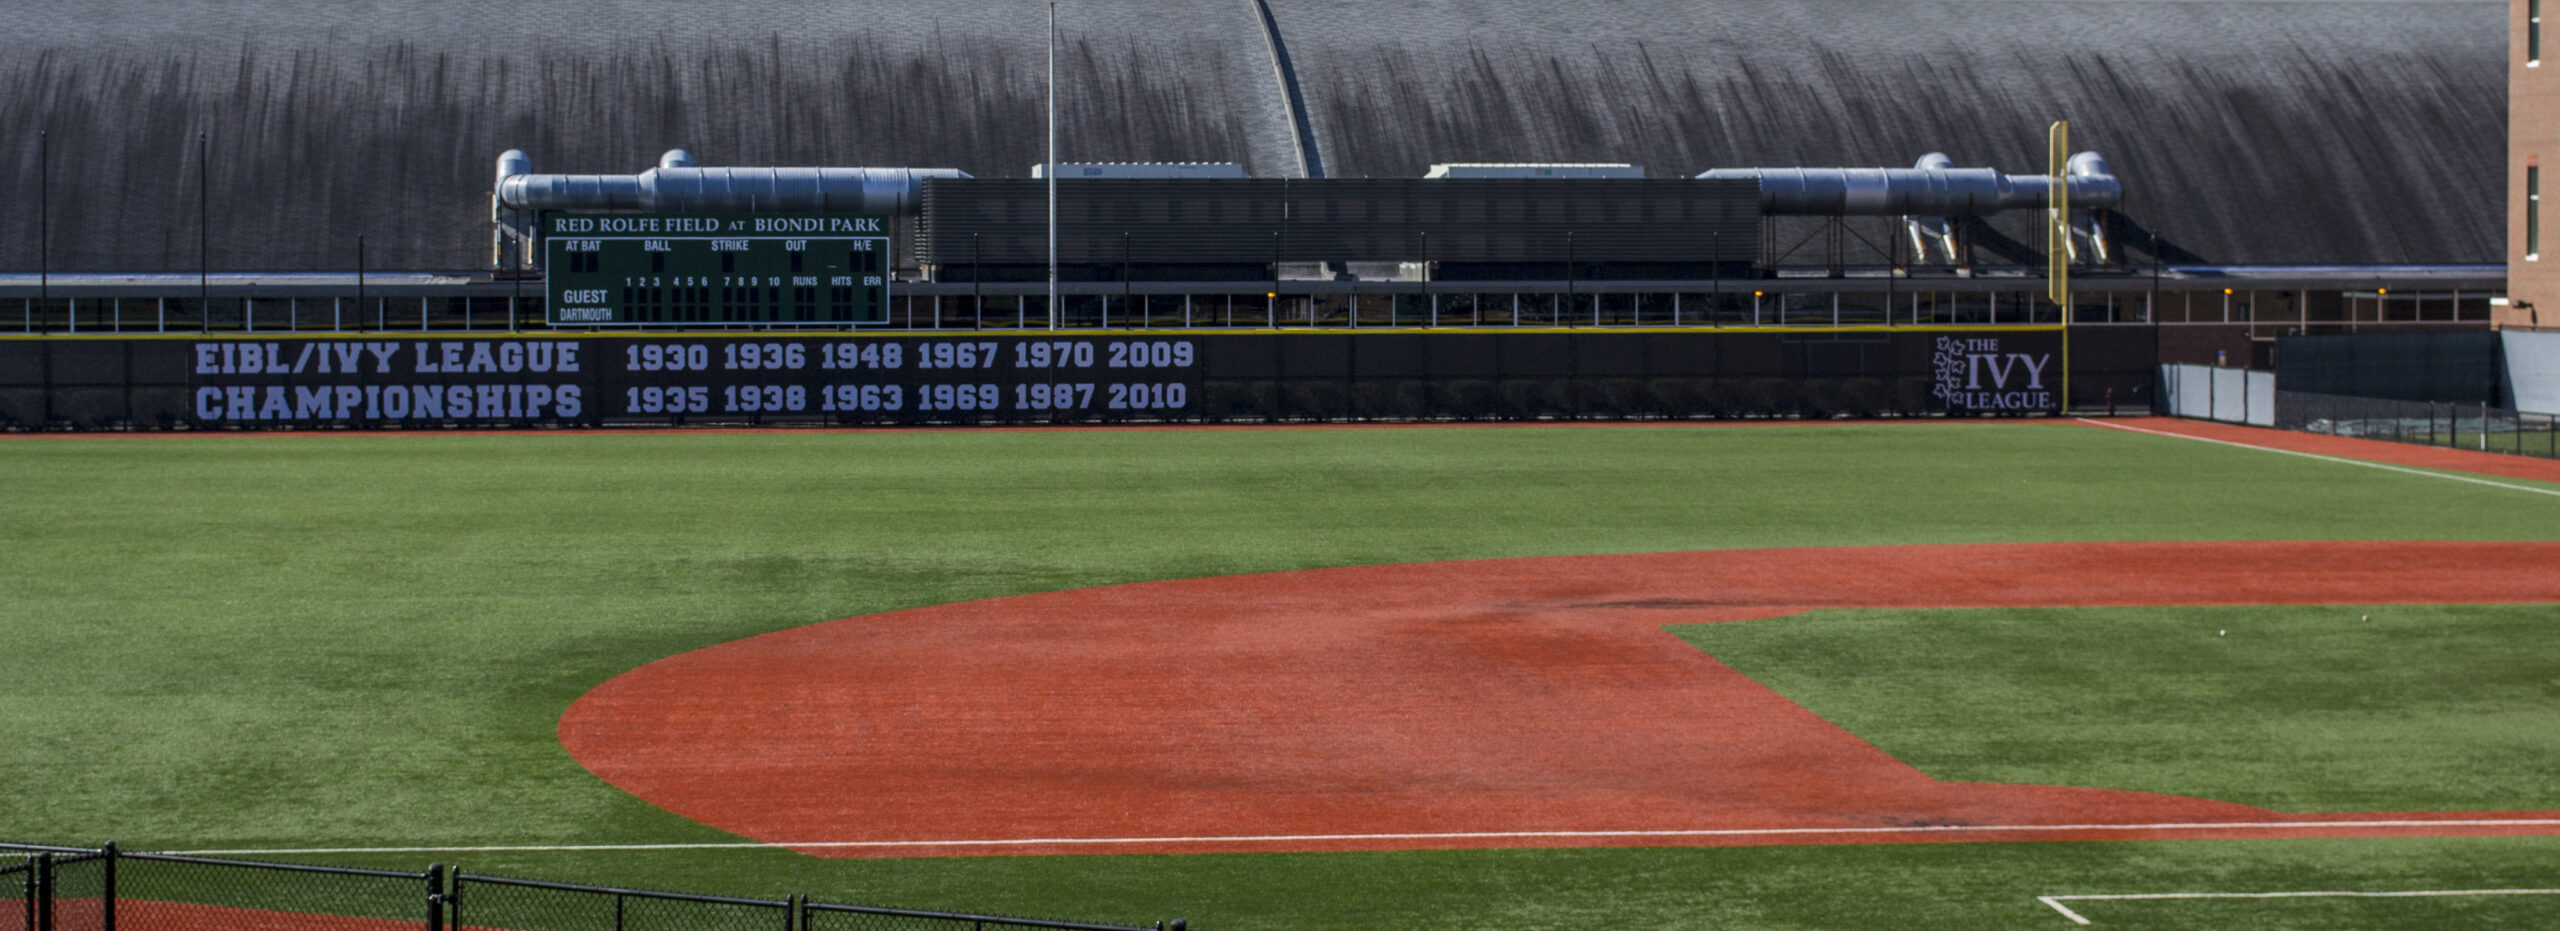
(101, 842, 116, 931)
(33, 853, 50, 931)
(426, 864, 445, 931)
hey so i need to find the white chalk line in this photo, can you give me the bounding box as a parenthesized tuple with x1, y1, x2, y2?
(2038, 888, 2560, 925)
(2073, 418, 2560, 498)
(157, 817, 2560, 856)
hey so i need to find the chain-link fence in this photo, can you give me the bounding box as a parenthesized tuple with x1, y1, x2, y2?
(449, 875, 791, 931)
(0, 846, 106, 931)
(114, 854, 439, 931)
(3, 855, 32, 931)
(2275, 390, 2560, 461)
(34, 852, 107, 931)
(0, 846, 1176, 931)
(803, 902, 1181, 931)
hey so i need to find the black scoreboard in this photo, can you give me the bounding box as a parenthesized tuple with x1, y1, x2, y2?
(544, 213, 890, 327)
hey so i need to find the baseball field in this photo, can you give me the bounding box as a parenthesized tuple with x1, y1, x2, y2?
(5, 417, 2559, 929)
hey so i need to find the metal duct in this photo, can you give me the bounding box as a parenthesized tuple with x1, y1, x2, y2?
(495, 159, 970, 217)
(1697, 151, 2121, 216)
(496, 149, 532, 184)
(492, 150, 536, 270)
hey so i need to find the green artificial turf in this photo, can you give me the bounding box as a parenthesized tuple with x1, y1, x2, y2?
(3, 421, 2557, 929)
(1675, 604, 2560, 812)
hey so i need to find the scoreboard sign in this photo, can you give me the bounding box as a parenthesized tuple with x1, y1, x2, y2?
(544, 213, 889, 327)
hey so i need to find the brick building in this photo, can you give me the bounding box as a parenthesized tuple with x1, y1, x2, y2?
(2514, 0, 2558, 329)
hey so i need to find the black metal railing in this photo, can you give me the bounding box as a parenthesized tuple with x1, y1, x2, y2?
(2274, 389, 2560, 461)
(115, 853, 440, 931)
(0, 845, 1178, 931)
(803, 901, 1179, 931)
(3, 285, 2095, 335)
(450, 874, 792, 931)
(0, 845, 100, 931)
(36, 851, 107, 931)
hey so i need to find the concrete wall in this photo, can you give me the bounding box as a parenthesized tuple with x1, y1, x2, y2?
(2162, 362, 2275, 426)
(2506, 329, 2560, 412)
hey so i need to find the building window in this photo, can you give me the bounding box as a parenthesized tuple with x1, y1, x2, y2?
(2532, 165, 2543, 260)
(2537, 0, 2545, 64)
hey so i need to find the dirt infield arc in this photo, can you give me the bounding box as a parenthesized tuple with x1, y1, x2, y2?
(561, 541, 2560, 858)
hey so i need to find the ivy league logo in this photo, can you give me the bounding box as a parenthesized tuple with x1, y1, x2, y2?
(1932, 336, 2057, 412)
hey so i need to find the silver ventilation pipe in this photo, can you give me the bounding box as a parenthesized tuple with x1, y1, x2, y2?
(492, 149, 536, 271)
(1696, 151, 2121, 216)
(1904, 154, 1960, 266)
(489, 150, 970, 270)
(496, 161, 968, 215)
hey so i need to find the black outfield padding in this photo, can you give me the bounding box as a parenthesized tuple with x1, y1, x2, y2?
(0, 327, 2114, 431)
(2275, 331, 2504, 405)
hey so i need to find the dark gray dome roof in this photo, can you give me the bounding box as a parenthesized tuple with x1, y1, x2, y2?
(0, 0, 2503, 270)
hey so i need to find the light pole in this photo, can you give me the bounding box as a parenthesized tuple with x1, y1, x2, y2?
(1046, 0, 1058, 330)
(199, 131, 209, 333)
(37, 130, 47, 313)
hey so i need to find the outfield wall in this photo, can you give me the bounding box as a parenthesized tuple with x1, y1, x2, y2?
(2275, 331, 2506, 405)
(0, 327, 2148, 430)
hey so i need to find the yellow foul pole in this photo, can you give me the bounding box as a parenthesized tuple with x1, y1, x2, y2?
(2049, 121, 2072, 411)
(2047, 120, 2069, 307)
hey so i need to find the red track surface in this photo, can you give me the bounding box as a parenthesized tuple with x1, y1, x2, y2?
(561, 541, 2560, 857)
(43, 900, 424, 931)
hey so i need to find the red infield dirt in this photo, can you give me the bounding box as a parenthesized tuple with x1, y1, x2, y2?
(562, 540, 2560, 858)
